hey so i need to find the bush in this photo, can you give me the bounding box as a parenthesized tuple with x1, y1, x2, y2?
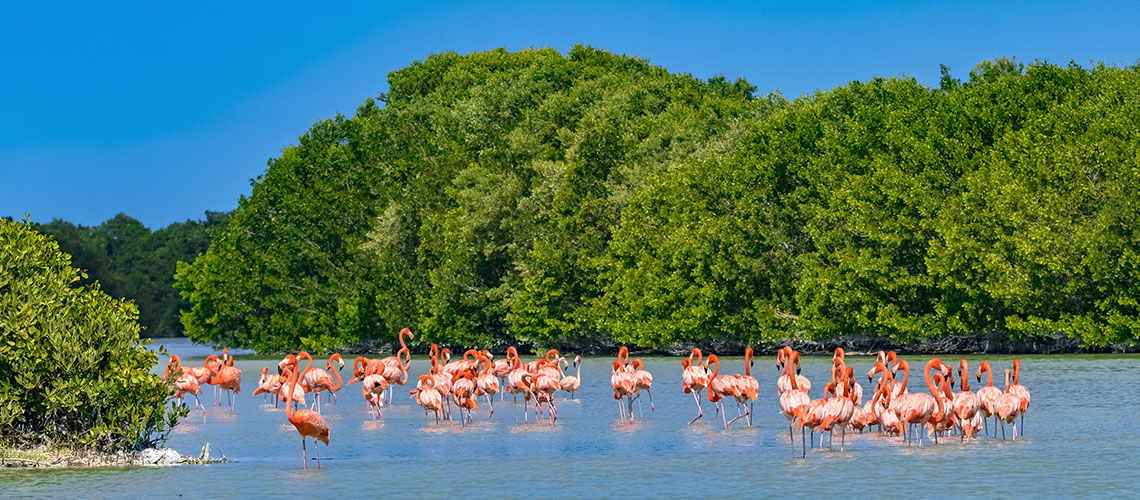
(0, 218, 183, 452)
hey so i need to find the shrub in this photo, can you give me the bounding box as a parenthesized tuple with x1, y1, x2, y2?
(0, 218, 183, 452)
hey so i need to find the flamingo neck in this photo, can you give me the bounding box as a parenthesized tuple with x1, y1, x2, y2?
(328, 358, 342, 391)
(925, 359, 943, 417)
(285, 365, 299, 419)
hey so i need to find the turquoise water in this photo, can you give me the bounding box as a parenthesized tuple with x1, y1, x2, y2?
(3, 338, 1136, 499)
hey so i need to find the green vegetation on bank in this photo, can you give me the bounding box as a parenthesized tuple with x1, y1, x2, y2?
(35, 212, 228, 337)
(1, 219, 183, 452)
(174, 47, 1140, 352)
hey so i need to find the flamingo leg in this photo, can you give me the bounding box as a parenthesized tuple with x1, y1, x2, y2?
(301, 437, 308, 470)
(314, 438, 321, 469)
(648, 388, 654, 412)
(801, 425, 807, 458)
(689, 390, 703, 424)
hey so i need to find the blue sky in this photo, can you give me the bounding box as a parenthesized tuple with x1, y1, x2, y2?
(3, 1, 1138, 229)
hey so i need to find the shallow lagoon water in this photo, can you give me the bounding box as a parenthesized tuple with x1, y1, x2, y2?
(3, 338, 1137, 498)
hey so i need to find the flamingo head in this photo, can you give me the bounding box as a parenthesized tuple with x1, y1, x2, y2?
(316, 427, 329, 445)
(574, 355, 581, 366)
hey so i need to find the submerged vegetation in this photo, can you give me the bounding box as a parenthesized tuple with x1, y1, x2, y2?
(0, 219, 184, 452)
(162, 47, 1139, 353)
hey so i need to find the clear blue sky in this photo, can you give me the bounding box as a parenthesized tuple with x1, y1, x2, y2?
(3, 1, 1138, 229)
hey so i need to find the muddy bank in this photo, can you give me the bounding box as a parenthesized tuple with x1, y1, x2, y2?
(341, 332, 1137, 357)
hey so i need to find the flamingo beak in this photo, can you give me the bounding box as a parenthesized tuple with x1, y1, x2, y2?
(796, 367, 801, 375)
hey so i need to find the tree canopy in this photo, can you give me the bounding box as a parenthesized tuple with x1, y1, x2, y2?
(35, 212, 227, 337)
(175, 48, 1140, 352)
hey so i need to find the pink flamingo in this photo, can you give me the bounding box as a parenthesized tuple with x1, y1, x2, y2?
(681, 349, 710, 424)
(706, 354, 743, 429)
(777, 346, 811, 394)
(893, 358, 944, 446)
(361, 374, 388, 419)
(952, 359, 981, 440)
(165, 355, 206, 422)
(281, 353, 329, 469)
(995, 368, 1021, 439)
(819, 367, 856, 450)
(611, 359, 637, 422)
(410, 374, 444, 424)
(975, 361, 1002, 439)
(631, 358, 655, 415)
(474, 354, 500, 417)
(558, 355, 582, 399)
(778, 351, 810, 456)
(302, 353, 344, 414)
(732, 347, 760, 426)
(204, 354, 241, 411)
(1007, 359, 1031, 435)
(451, 370, 479, 425)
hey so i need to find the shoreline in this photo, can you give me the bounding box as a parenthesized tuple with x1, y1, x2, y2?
(339, 332, 1138, 358)
(1, 443, 227, 470)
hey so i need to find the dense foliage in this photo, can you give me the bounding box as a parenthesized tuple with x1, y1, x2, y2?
(0, 219, 183, 451)
(35, 212, 227, 337)
(176, 48, 1140, 352)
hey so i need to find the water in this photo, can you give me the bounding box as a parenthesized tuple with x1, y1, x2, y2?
(2, 338, 1136, 498)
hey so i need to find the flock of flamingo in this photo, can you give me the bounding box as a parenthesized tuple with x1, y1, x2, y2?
(162, 329, 1032, 468)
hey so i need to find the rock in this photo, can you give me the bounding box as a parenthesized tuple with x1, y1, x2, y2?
(137, 448, 183, 466)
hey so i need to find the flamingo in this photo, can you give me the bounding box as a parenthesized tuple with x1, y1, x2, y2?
(428, 353, 454, 421)
(611, 360, 637, 422)
(872, 373, 904, 436)
(975, 361, 1003, 439)
(361, 374, 388, 419)
(892, 359, 943, 446)
(559, 355, 582, 399)
(798, 381, 834, 451)
(494, 346, 518, 400)
(451, 370, 479, 425)
(474, 354, 500, 417)
(731, 347, 760, 426)
(302, 353, 344, 414)
(681, 350, 710, 424)
(777, 346, 811, 394)
(1007, 359, 1031, 435)
(926, 373, 955, 443)
(630, 359, 655, 416)
(819, 371, 856, 450)
(995, 369, 1021, 439)
(706, 354, 743, 429)
(204, 354, 241, 411)
(777, 351, 810, 456)
(165, 355, 206, 421)
(952, 359, 981, 440)
(253, 367, 274, 404)
(281, 353, 329, 469)
(410, 374, 444, 423)
(532, 359, 562, 423)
